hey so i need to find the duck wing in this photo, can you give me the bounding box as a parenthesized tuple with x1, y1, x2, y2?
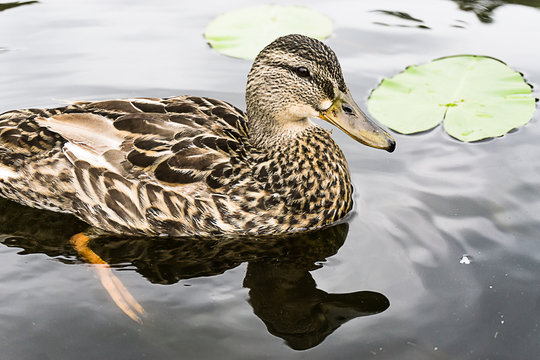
(0, 96, 252, 234)
(1, 96, 250, 181)
(77, 96, 250, 185)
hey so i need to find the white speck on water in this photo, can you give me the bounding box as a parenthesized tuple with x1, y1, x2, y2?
(494, 331, 499, 339)
(489, 285, 493, 289)
(459, 254, 472, 264)
(501, 320, 505, 324)
(434, 347, 438, 351)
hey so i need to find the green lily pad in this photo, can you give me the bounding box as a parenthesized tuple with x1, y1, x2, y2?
(204, 5, 333, 60)
(367, 55, 536, 142)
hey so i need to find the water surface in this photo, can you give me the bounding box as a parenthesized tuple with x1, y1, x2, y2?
(1, 0, 540, 359)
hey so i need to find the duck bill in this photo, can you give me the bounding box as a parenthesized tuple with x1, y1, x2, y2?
(319, 90, 395, 152)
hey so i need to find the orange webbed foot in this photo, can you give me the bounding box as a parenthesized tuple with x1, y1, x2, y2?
(70, 233, 146, 323)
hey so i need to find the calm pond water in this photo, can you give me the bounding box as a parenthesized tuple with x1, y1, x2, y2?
(1, 0, 540, 359)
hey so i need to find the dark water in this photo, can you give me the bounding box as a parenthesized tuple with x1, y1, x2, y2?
(1, 0, 540, 359)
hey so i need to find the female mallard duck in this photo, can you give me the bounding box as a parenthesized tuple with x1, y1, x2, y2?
(0, 34, 394, 237)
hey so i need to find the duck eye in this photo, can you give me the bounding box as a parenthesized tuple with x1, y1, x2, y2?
(295, 67, 310, 78)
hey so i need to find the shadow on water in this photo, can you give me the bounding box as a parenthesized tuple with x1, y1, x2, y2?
(451, 0, 540, 23)
(0, 198, 389, 351)
(372, 0, 540, 29)
(371, 10, 431, 29)
(0, 1, 38, 13)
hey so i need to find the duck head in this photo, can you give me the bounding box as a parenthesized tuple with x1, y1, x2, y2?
(246, 34, 395, 152)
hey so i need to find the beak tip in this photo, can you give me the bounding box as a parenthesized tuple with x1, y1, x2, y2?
(386, 139, 396, 153)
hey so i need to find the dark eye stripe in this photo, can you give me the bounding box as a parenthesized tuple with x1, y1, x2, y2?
(274, 63, 334, 99)
(315, 78, 335, 100)
(274, 63, 312, 79)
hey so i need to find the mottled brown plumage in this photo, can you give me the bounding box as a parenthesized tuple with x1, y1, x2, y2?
(0, 34, 394, 237)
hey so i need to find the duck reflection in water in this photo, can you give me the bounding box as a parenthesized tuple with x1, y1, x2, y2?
(0, 199, 389, 350)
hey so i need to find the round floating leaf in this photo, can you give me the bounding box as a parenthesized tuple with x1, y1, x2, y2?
(204, 5, 333, 60)
(368, 55, 536, 142)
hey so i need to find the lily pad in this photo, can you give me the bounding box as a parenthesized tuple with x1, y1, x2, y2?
(367, 55, 536, 142)
(204, 5, 333, 60)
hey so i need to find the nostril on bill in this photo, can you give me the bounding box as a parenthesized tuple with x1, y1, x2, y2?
(342, 103, 354, 115)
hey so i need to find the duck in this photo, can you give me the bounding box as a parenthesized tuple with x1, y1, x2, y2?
(0, 34, 395, 238)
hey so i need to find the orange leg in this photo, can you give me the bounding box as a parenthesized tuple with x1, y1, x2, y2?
(70, 233, 145, 323)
